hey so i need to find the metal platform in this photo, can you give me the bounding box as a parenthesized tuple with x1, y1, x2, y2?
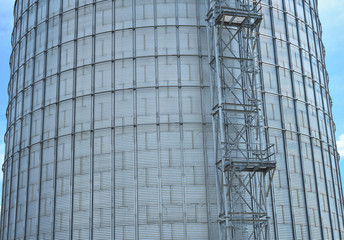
(207, 6, 262, 28)
(223, 159, 276, 173)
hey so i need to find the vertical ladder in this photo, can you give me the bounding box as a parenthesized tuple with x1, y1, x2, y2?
(205, 0, 276, 239)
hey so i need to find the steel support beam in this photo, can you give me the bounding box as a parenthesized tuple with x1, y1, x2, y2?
(206, 1, 276, 239)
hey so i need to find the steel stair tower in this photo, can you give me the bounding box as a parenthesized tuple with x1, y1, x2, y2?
(205, 0, 277, 239)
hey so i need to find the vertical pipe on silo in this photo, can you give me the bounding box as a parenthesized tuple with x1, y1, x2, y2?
(212, 11, 232, 240)
(131, 0, 139, 239)
(111, 0, 116, 239)
(69, 0, 79, 239)
(23, 1, 39, 238)
(204, 0, 222, 238)
(89, 1, 96, 239)
(152, 0, 164, 238)
(196, 0, 211, 238)
(51, 0, 64, 238)
(13, 0, 28, 238)
(175, 0, 188, 238)
(35, 0, 50, 237)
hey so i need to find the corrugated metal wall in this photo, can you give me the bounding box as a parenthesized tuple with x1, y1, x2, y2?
(257, 0, 344, 238)
(1, 0, 343, 239)
(1, 0, 217, 239)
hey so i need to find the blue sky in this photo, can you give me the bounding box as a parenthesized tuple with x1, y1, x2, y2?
(0, 0, 14, 188)
(0, 0, 343, 202)
(318, 0, 344, 185)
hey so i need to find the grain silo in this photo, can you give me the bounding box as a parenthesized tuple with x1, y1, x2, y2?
(1, 0, 343, 239)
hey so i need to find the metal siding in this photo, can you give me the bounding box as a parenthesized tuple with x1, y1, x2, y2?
(1, 0, 343, 239)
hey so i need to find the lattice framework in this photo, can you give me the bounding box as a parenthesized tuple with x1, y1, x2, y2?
(205, 0, 276, 239)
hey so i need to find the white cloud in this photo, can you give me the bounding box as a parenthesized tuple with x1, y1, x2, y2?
(337, 134, 344, 157)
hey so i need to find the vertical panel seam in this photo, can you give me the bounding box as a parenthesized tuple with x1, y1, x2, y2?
(23, 1, 39, 238)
